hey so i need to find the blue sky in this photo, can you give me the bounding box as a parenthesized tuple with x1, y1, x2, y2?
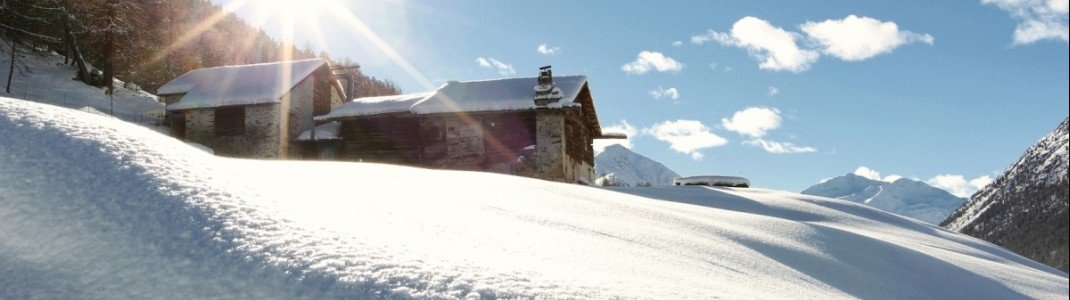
(214, 0, 1069, 193)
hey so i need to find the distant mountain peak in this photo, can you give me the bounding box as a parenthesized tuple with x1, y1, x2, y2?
(594, 146, 680, 187)
(803, 174, 965, 224)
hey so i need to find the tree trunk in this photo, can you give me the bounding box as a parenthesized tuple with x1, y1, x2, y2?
(102, 3, 117, 94)
(103, 30, 114, 93)
(6, 39, 16, 94)
(63, 16, 91, 83)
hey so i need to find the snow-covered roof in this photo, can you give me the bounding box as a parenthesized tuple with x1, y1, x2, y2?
(321, 75, 590, 120)
(296, 121, 342, 141)
(160, 59, 327, 111)
(319, 92, 434, 120)
(673, 176, 751, 188)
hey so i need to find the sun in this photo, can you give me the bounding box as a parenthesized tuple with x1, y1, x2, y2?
(149, 0, 435, 93)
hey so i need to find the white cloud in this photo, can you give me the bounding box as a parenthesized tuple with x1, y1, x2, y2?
(476, 57, 516, 76)
(644, 120, 728, 160)
(768, 86, 780, 96)
(744, 139, 816, 154)
(720, 107, 816, 154)
(855, 166, 883, 181)
(800, 15, 934, 61)
(883, 174, 905, 182)
(927, 174, 995, 198)
(650, 87, 680, 100)
(984, 0, 1069, 44)
(593, 120, 638, 154)
(721, 107, 782, 138)
(692, 17, 820, 72)
(692, 16, 933, 72)
(537, 44, 560, 55)
(621, 51, 685, 74)
(853, 166, 903, 182)
(672, 41, 684, 47)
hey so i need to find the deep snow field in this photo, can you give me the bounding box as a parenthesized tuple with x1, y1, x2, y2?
(1, 97, 1067, 298)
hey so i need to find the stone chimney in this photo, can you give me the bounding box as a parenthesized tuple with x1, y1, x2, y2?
(534, 65, 563, 107)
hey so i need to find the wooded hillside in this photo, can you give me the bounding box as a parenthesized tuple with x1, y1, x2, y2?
(1, 0, 400, 97)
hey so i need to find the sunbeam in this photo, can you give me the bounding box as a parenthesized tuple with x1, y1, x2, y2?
(144, 0, 254, 68)
(326, 7, 436, 91)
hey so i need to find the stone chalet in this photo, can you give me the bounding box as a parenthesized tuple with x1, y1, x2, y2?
(157, 59, 345, 158)
(314, 66, 622, 184)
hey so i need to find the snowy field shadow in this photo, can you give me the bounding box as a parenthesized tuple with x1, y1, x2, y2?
(607, 186, 1035, 298)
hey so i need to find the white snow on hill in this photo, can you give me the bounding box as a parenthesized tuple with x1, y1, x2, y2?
(1, 98, 1067, 298)
(802, 173, 966, 225)
(595, 144, 681, 186)
(1, 39, 163, 123)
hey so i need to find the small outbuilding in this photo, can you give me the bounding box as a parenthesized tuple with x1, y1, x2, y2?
(318, 66, 616, 184)
(158, 59, 345, 158)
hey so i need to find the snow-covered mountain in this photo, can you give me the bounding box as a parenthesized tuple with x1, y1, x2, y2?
(943, 117, 1069, 272)
(2, 98, 1068, 298)
(802, 174, 966, 224)
(594, 145, 680, 186)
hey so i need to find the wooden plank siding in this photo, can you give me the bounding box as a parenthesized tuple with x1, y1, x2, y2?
(338, 111, 538, 174)
(339, 116, 421, 164)
(564, 107, 594, 166)
(334, 106, 601, 183)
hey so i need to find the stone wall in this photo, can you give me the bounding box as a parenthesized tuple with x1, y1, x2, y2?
(282, 77, 316, 157)
(183, 103, 283, 158)
(167, 65, 344, 160)
(534, 109, 566, 182)
(532, 107, 595, 184)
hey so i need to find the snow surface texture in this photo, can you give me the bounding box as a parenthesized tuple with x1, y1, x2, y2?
(1, 98, 1067, 298)
(802, 173, 966, 225)
(674, 176, 751, 188)
(0, 40, 163, 122)
(322, 76, 588, 119)
(159, 59, 326, 110)
(594, 144, 681, 187)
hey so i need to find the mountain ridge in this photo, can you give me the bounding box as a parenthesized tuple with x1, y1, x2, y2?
(942, 117, 1069, 272)
(802, 173, 966, 224)
(594, 145, 681, 187)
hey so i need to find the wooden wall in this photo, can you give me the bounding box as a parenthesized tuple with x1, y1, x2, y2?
(339, 111, 537, 174)
(335, 108, 597, 183)
(564, 108, 594, 166)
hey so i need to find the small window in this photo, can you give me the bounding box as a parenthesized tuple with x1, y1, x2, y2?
(421, 124, 445, 142)
(215, 106, 245, 136)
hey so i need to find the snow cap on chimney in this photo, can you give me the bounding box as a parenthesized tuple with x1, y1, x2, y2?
(534, 65, 563, 107)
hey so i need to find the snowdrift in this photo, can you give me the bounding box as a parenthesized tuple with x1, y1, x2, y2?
(1, 98, 1067, 298)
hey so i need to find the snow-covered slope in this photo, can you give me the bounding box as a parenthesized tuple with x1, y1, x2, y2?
(2, 98, 1067, 298)
(802, 174, 966, 224)
(1, 39, 163, 122)
(594, 145, 681, 186)
(943, 117, 1069, 272)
